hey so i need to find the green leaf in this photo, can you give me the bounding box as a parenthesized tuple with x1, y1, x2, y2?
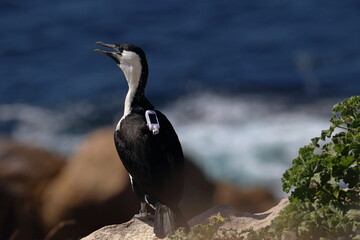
(311, 172, 321, 184)
(321, 129, 330, 140)
(311, 137, 320, 147)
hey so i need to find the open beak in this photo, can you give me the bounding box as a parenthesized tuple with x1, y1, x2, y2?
(94, 42, 121, 64)
(94, 42, 119, 55)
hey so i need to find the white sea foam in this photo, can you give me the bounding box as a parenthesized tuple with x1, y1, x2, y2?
(163, 93, 337, 196)
(0, 103, 89, 155)
(0, 93, 339, 196)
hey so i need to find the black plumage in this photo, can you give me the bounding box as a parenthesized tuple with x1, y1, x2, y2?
(114, 110, 184, 205)
(95, 42, 187, 238)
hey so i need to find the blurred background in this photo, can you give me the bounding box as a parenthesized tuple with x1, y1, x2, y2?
(1, 0, 360, 239)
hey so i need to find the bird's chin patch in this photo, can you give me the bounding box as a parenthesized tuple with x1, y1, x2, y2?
(109, 55, 120, 64)
(95, 50, 120, 64)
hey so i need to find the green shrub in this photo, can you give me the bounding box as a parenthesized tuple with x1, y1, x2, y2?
(171, 96, 360, 240)
(252, 96, 360, 239)
(282, 96, 360, 208)
(170, 213, 244, 240)
(247, 199, 359, 240)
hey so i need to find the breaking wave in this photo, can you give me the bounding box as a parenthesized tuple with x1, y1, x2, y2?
(0, 103, 91, 155)
(163, 92, 337, 196)
(0, 92, 340, 196)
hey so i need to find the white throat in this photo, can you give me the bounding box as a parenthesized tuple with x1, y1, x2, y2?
(116, 51, 142, 130)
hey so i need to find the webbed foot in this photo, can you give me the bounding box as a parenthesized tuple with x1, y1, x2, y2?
(134, 202, 151, 219)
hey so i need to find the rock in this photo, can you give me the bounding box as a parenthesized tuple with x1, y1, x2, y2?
(82, 198, 289, 240)
(213, 182, 277, 213)
(0, 138, 65, 240)
(0, 139, 65, 197)
(0, 187, 17, 240)
(189, 198, 289, 237)
(40, 128, 140, 239)
(220, 198, 289, 233)
(181, 159, 215, 220)
(81, 218, 158, 240)
(0, 129, 285, 240)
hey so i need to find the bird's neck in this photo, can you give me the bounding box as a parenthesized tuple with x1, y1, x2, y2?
(122, 68, 153, 117)
(117, 86, 153, 131)
(116, 62, 153, 131)
(123, 88, 136, 117)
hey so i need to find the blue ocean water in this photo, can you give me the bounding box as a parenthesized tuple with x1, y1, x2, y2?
(1, 0, 360, 195)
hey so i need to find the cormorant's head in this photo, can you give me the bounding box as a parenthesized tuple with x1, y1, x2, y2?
(95, 42, 148, 87)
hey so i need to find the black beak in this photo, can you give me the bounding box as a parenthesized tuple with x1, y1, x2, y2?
(94, 42, 121, 63)
(94, 41, 119, 54)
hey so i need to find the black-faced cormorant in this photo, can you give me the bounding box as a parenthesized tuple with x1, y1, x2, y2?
(94, 42, 187, 238)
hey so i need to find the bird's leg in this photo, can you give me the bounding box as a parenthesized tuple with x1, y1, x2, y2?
(134, 202, 148, 219)
(139, 201, 148, 217)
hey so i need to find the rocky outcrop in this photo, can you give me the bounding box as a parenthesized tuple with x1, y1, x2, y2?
(181, 159, 215, 220)
(0, 139, 65, 240)
(0, 127, 281, 240)
(40, 128, 140, 240)
(82, 198, 289, 240)
(213, 182, 277, 214)
(190, 198, 289, 235)
(81, 218, 156, 240)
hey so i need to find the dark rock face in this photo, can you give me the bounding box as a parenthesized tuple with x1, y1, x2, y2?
(0, 139, 65, 240)
(40, 128, 140, 240)
(181, 158, 215, 220)
(213, 183, 278, 213)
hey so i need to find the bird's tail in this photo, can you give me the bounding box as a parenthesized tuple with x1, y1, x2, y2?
(153, 203, 188, 239)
